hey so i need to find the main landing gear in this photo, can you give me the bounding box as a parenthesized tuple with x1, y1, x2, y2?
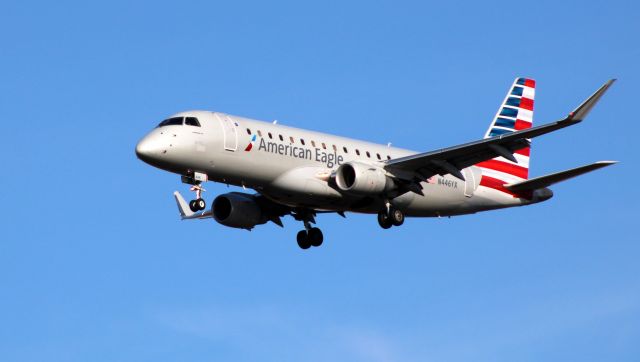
(188, 183, 207, 212)
(377, 204, 405, 229)
(293, 210, 324, 250)
(297, 227, 323, 249)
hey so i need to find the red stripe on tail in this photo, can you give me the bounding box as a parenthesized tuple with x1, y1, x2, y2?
(515, 147, 530, 156)
(515, 119, 532, 130)
(519, 97, 534, 111)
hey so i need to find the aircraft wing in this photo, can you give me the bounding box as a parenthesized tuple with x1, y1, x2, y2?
(173, 191, 295, 226)
(384, 79, 615, 184)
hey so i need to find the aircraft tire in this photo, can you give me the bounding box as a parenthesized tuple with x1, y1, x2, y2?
(308, 228, 323, 247)
(189, 200, 198, 212)
(377, 211, 392, 229)
(390, 208, 405, 226)
(196, 198, 206, 210)
(297, 230, 311, 249)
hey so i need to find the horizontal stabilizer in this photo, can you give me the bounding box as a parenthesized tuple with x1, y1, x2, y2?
(504, 161, 617, 192)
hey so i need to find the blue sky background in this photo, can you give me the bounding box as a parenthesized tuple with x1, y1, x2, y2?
(1, 1, 638, 361)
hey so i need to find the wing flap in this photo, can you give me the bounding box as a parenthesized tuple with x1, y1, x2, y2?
(504, 161, 617, 192)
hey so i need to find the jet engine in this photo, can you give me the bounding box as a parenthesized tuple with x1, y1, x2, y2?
(335, 162, 394, 195)
(212, 192, 268, 230)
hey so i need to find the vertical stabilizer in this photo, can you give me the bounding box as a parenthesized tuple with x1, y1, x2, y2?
(477, 78, 535, 187)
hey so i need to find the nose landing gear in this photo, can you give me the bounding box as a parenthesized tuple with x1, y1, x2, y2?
(188, 184, 207, 212)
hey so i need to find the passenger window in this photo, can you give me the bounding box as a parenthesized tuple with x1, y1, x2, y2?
(311, 140, 316, 147)
(332, 145, 337, 152)
(158, 117, 183, 127)
(268, 132, 273, 139)
(246, 128, 251, 135)
(343, 146, 348, 153)
(257, 130, 262, 137)
(376, 153, 381, 160)
(290, 136, 295, 143)
(322, 143, 327, 149)
(366, 151, 371, 158)
(387, 155, 391, 160)
(356, 149, 360, 156)
(184, 117, 200, 127)
(300, 139, 305, 145)
(279, 134, 284, 141)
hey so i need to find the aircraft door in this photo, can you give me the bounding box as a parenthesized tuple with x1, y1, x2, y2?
(216, 114, 238, 151)
(463, 167, 478, 197)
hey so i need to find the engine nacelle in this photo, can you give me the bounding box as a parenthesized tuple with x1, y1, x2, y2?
(212, 192, 267, 230)
(335, 162, 394, 195)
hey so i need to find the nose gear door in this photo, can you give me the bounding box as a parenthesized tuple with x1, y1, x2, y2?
(216, 113, 238, 151)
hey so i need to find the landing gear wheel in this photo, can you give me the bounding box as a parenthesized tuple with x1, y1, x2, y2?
(297, 230, 311, 249)
(390, 208, 405, 226)
(308, 227, 324, 247)
(196, 198, 206, 211)
(187, 182, 207, 212)
(377, 211, 392, 229)
(189, 200, 198, 212)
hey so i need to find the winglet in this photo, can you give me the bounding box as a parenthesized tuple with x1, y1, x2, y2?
(174, 191, 195, 218)
(566, 79, 616, 122)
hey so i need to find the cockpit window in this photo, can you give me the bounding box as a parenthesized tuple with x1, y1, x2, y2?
(158, 117, 184, 127)
(185, 117, 201, 127)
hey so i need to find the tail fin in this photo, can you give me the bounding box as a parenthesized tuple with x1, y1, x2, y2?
(477, 77, 535, 183)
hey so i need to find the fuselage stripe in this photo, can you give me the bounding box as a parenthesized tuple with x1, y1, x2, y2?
(477, 167, 525, 185)
(476, 159, 529, 179)
(479, 175, 533, 199)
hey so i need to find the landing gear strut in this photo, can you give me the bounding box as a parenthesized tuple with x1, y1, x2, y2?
(294, 210, 324, 249)
(188, 183, 207, 212)
(377, 203, 404, 229)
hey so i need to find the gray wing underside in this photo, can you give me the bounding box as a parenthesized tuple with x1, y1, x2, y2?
(384, 79, 616, 184)
(174, 191, 324, 225)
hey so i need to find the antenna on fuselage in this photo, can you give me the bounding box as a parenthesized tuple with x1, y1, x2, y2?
(273, 120, 278, 124)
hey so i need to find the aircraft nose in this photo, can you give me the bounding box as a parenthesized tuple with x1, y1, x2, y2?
(135, 134, 162, 162)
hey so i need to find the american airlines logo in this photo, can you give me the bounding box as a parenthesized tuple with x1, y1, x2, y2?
(246, 134, 344, 168)
(244, 134, 257, 151)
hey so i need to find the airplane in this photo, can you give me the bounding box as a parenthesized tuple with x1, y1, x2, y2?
(136, 78, 617, 249)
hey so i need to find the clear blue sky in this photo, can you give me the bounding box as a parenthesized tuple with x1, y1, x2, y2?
(1, 1, 638, 361)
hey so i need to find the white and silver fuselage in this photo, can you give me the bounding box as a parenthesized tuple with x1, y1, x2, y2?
(136, 110, 543, 217)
